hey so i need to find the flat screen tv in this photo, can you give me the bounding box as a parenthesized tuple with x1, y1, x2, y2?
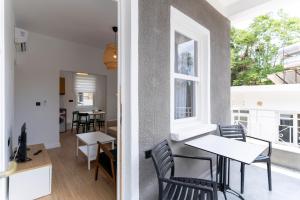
(16, 123, 28, 162)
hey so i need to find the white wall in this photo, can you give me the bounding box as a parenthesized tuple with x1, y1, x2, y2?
(0, 0, 14, 198)
(231, 85, 300, 112)
(14, 31, 117, 148)
(59, 71, 107, 126)
(231, 85, 300, 142)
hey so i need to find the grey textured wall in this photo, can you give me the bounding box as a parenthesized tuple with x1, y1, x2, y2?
(138, 0, 231, 199)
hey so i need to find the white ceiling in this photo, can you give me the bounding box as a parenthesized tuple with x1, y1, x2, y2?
(206, 0, 271, 18)
(14, 0, 118, 48)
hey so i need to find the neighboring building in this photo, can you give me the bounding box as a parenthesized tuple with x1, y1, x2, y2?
(232, 84, 300, 147)
(268, 42, 300, 84)
(231, 84, 300, 170)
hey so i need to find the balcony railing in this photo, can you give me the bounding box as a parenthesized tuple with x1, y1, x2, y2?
(175, 107, 193, 119)
(232, 109, 300, 148)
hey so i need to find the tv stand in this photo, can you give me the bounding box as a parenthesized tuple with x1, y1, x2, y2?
(9, 144, 52, 200)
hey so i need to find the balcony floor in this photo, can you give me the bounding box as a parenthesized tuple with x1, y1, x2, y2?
(219, 161, 300, 200)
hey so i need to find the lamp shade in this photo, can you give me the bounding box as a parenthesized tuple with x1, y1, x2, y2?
(103, 43, 117, 70)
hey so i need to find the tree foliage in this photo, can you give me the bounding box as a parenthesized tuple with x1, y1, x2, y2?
(231, 11, 300, 86)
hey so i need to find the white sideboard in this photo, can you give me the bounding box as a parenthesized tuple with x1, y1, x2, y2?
(9, 144, 52, 200)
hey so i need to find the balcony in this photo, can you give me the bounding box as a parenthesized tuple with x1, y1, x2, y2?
(218, 161, 300, 200)
(232, 108, 300, 171)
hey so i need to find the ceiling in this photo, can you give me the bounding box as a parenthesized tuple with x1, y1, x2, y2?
(206, 0, 271, 18)
(14, 0, 118, 48)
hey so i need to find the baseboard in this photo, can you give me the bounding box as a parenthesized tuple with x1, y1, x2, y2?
(45, 142, 61, 149)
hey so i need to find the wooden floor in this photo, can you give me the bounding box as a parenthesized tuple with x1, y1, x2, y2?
(39, 131, 115, 200)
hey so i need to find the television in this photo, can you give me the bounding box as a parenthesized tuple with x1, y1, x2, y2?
(16, 123, 29, 162)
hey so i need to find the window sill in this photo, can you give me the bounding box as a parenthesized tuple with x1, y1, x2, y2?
(170, 123, 217, 141)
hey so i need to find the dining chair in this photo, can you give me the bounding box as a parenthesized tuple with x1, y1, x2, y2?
(95, 112, 105, 131)
(95, 141, 117, 188)
(219, 124, 272, 194)
(71, 111, 79, 133)
(77, 113, 90, 133)
(147, 139, 218, 200)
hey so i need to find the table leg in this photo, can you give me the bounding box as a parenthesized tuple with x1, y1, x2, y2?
(76, 137, 79, 157)
(217, 156, 244, 200)
(87, 145, 90, 170)
(111, 141, 115, 149)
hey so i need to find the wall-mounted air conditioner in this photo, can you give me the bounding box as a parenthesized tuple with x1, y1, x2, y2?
(15, 27, 28, 52)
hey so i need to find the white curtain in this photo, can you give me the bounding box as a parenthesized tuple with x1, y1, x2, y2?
(74, 74, 96, 93)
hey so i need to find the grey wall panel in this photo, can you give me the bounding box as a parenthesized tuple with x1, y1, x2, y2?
(139, 0, 231, 199)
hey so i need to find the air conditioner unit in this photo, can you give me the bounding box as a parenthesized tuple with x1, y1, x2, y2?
(15, 28, 28, 52)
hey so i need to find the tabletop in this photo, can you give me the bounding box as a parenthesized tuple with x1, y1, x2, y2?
(84, 111, 106, 115)
(185, 135, 267, 164)
(76, 131, 115, 145)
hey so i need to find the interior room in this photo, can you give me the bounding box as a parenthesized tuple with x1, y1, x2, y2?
(3, 0, 300, 200)
(11, 0, 119, 199)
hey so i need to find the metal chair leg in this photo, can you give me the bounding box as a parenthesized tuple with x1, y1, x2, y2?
(240, 163, 245, 194)
(267, 160, 272, 191)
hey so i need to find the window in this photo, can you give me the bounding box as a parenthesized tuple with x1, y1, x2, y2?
(232, 109, 249, 128)
(76, 92, 94, 106)
(170, 7, 211, 132)
(174, 32, 197, 119)
(278, 113, 299, 147)
(74, 74, 96, 107)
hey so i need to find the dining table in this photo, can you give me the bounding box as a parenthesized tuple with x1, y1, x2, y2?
(185, 134, 267, 200)
(79, 111, 107, 132)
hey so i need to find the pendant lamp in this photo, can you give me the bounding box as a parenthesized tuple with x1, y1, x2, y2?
(103, 26, 118, 70)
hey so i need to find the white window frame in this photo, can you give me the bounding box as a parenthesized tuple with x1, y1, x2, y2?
(278, 113, 299, 147)
(170, 7, 211, 132)
(232, 109, 249, 127)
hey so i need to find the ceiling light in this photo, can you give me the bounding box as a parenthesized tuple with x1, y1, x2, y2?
(103, 26, 118, 70)
(76, 72, 89, 76)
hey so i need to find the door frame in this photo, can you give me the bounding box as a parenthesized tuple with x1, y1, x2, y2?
(117, 0, 139, 199)
(0, 0, 7, 198)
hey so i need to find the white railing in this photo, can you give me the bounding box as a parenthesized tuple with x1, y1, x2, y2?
(232, 109, 300, 148)
(175, 107, 192, 119)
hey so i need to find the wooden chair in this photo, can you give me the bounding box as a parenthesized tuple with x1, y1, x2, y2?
(219, 124, 272, 194)
(71, 111, 79, 133)
(95, 141, 117, 188)
(147, 139, 218, 200)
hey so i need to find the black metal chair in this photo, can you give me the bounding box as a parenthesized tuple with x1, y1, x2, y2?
(219, 124, 272, 194)
(71, 111, 79, 133)
(77, 113, 90, 133)
(148, 140, 218, 200)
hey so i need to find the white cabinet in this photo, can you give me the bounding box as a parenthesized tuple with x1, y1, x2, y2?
(9, 144, 52, 200)
(9, 166, 52, 200)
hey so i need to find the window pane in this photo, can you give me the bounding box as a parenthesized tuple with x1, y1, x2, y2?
(175, 79, 195, 119)
(280, 114, 293, 119)
(77, 92, 94, 106)
(175, 32, 197, 76)
(240, 110, 249, 114)
(280, 119, 293, 126)
(279, 126, 293, 143)
(240, 116, 248, 121)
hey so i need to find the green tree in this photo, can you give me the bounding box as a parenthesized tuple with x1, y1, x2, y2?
(231, 11, 300, 86)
